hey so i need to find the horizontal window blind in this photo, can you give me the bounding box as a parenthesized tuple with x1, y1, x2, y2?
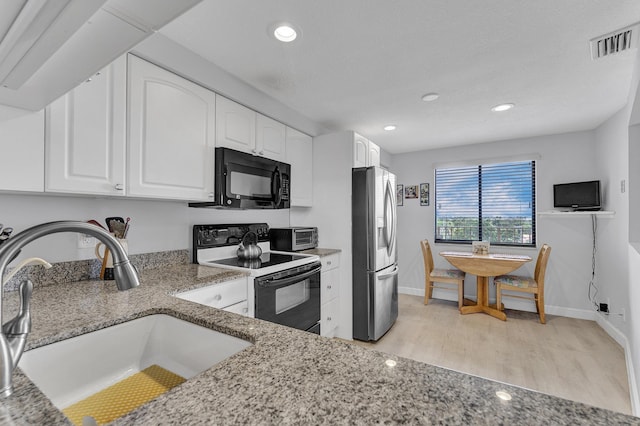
(435, 160, 536, 246)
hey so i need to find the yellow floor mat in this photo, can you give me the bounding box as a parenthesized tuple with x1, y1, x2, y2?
(62, 364, 185, 426)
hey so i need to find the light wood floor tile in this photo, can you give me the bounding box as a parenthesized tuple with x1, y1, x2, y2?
(351, 294, 632, 415)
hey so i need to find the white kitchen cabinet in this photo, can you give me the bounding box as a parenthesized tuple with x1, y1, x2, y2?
(353, 132, 380, 168)
(368, 140, 381, 167)
(320, 253, 341, 338)
(175, 277, 248, 311)
(128, 55, 216, 200)
(45, 56, 127, 195)
(286, 127, 313, 207)
(256, 113, 286, 162)
(353, 133, 369, 168)
(0, 106, 44, 192)
(216, 96, 286, 161)
(216, 96, 256, 153)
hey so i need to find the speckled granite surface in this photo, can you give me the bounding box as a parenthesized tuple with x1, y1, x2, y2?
(300, 247, 341, 257)
(3, 249, 190, 291)
(1, 263, 638, 425)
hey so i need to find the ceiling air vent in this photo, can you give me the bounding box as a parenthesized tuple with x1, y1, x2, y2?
(590, 23, 640, 60)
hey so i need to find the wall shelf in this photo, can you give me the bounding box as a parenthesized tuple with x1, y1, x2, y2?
(537, 210, 616, 218)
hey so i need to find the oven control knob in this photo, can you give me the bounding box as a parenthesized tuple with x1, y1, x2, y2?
(227, 200, 232, 205)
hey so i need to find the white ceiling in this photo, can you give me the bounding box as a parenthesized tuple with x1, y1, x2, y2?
(160, 0, 640, 154)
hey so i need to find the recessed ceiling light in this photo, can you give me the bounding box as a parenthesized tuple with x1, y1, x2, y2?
(421, 93, 439, 102)
(383, 125, 396, 131)
(491, 103, 515, 112)
(273, 24, 298, 42)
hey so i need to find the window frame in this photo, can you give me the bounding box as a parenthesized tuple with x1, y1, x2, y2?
(434, 160, 536, 247)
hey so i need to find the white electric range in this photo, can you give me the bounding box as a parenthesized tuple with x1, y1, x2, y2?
(192, 224, 322, 334)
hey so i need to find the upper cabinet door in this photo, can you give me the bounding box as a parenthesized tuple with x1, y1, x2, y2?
(286, 127, 312, 207)
(368, 140, 381, 167)
(45, 56, 127, 196)
(353, 133, 369, 168)
(0, 106, 44, 192)
(256, 113, 286, 162)
(127, 55, 216, 200)
(215, 96, 256, 154)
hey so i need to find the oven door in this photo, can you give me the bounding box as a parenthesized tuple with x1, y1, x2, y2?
(254, 262, 321, 333)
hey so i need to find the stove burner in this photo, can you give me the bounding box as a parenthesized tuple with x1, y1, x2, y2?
(209, 252, 308, 269)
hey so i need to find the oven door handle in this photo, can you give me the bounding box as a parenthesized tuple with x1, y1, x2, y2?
(257, 265, 321, 289)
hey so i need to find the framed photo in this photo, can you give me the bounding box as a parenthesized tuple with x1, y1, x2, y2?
(396, 184, 404, 206)
(420, 183, 430, 206)
(405, 185, 418, 199)
(472, 241, 490, 255)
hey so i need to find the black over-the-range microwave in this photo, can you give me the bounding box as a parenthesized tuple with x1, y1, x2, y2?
(189, 147, 291, 209)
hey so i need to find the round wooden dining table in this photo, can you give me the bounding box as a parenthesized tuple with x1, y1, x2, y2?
(439, 251, 532, 320)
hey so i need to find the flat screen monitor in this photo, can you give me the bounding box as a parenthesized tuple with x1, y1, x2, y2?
(553, 180, 601, 211)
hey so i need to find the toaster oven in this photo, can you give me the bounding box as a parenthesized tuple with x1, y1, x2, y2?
(269, 227, 318, 251)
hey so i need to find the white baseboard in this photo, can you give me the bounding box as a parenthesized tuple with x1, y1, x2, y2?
(398, 287, 595, 320)
(399, 286, 639, 415)
(596, 314, 640, 416)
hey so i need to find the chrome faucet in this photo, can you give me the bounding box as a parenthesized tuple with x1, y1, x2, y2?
(0, 221, 141, 397)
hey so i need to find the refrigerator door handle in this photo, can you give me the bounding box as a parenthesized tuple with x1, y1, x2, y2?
(384, 179, 396, 257)
(378, 266, 399, 280)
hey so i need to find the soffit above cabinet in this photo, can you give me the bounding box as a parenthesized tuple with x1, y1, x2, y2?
(0, 0, 202, 111)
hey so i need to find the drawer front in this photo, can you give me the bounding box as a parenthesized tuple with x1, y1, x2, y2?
(224, 300, 250, 316)
(176, 277, 247, 309)
(320, 268, 339, 305)
(321, 298, 339, 338)
(321, 253, 340, 270)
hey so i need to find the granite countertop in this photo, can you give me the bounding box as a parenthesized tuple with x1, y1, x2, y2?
(300, 247, 341, 257)
(1, 263, 638, 425)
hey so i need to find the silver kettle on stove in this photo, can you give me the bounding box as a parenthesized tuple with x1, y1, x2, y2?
(237, 231, 262, 260)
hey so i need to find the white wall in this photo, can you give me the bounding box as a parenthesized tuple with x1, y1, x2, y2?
(0, 193, 289, 264)
(593, 46, 640, 414)
(391, 130, 601, 318)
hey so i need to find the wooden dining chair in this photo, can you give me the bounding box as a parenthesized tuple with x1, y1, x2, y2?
(494, 244, 552, 324)
(420, 240, 466, 311)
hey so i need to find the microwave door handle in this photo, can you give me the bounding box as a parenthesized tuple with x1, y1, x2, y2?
(271, 167, 283, 206)
(257, 265, 321, 289)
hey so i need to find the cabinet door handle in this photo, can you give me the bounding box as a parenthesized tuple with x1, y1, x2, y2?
(259, 151, 264, 155)
(251, 149, 257, 154)
(208, 192, 215, 198)
(327, 285, 332, 289)
(114, 184, 124, 191)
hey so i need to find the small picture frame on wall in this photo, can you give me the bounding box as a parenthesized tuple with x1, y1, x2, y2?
(405, 185, 418, 199)
(397, 184, 404, 206)
(420, 183, 430, 206)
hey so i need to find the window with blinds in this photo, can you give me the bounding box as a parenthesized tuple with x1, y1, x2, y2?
(434, 160, 536, 246)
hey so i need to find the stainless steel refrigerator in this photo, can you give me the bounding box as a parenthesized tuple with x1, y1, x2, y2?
(352, 166, 398, 341)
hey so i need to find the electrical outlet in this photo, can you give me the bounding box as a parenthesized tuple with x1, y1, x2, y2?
(599, 303, 609, 313)
(77, 234, 96, 249)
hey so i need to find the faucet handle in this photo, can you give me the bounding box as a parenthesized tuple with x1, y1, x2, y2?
(3, 280, 33, 336)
